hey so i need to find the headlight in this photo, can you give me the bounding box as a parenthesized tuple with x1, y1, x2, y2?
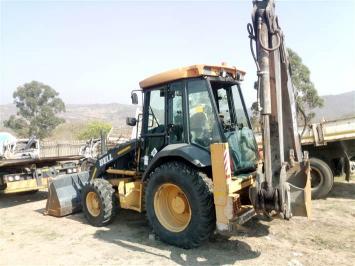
(73, 168, 77, 173)
(8, 176, 14, 182)
(15, 175, 20, 181)
(67, 169, 73, 174)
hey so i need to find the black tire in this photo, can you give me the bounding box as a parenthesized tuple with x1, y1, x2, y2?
(331, 158, 344, 176)
(145, 161, 215, 249)
(81, 178, 116, 226)
(310, 158, 334, 199)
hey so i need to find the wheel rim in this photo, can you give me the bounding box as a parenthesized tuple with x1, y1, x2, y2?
(86, 191, 101, 217)
(154, 183, 191, 233)
(310, 168, 323, 190)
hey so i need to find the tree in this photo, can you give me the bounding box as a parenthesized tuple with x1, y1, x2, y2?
(287, 48, 324, 123)
(4, 81, 65, 139)
(250, 101, 261, 131)
(78, 121, 112, 140)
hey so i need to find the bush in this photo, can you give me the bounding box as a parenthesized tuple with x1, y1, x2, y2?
(78, 121, 112, 140)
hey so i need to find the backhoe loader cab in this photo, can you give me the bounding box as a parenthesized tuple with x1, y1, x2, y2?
(136, 64, 258, 176)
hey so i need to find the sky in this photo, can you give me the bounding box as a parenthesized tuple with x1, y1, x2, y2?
(0, 0, 354, 108)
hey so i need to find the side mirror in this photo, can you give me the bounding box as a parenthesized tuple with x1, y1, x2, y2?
(126, 117, 137, 126)
(131, 93, 138, 105)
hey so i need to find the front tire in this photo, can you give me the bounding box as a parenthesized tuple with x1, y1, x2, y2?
(310, 158, 334, 199)
(82, 179, 116, 226)
(145, 161, 215, 249)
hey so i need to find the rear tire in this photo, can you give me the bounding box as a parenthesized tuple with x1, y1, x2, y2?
(145, 161, 215, 249)
(310, 158, 333, 199)
(82, 178, 116, 226)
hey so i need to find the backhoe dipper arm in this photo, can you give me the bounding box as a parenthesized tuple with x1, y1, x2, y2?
(248, 0, 311, 219)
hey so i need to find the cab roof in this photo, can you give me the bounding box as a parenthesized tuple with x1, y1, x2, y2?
(139, 64, 246, 89)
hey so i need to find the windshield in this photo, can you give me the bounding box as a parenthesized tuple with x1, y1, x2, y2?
(211, 82, 258, 174)
(213, 84, 250, 132)
(231, 85, 250, 129)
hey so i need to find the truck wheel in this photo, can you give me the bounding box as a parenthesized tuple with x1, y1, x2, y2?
(310, 158, 334, 199)
(145, 161, 215, 249)
(82, 178, 116, 226)
(350, 160, 355, 176)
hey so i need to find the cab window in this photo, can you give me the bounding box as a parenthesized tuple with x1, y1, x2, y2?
(231, 85, 249, 128)
(147, 88, 165, 134)
(168, 82, 184, 143)
(141, 88, 166, 170)
(187, 79, 220, 148)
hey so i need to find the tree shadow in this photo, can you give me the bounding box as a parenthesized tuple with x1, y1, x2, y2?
(0, 190, 48, 209)
(327, 181, 355, 200)
(89, 210, 267, 265)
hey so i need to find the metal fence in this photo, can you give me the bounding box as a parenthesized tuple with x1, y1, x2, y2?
(40, 140, 86, 157)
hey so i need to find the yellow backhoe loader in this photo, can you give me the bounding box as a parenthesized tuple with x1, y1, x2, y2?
(46, 0, 311, 249)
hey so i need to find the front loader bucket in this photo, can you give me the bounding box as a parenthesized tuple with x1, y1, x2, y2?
(45, 171, 90, 217)
(286, 163, 312, 218)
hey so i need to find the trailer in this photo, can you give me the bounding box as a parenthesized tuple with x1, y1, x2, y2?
(0, 134, 83, 194)
(0, 156, 82, 194)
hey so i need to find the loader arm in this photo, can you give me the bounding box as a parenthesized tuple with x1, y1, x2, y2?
(45, 140, 139, 217)
(248, 0, 311, 218)
(90, 140, 137, 180)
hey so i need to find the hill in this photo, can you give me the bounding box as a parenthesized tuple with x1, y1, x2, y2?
(0, 103, 137, 140)
(312, 91, 355, 121)
(0, 103, 137, 127)
(0, 91, 353, 139)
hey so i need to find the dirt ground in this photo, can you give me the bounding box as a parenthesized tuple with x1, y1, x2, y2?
(1, 177, 354, 266)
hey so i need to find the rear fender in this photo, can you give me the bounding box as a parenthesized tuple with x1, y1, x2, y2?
(142, 144, 211, 181)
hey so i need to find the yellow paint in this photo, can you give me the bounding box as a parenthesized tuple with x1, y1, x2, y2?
(304, 162, 312, 219)
(108, 177, 132, 187)
(228, 176, 254, 193)
(2, 178, 48, 194)
(139, 64, 245, 89)
(106, 168, 137, 176)
(117, 145, 131, 156)
(91, 168, 97, 179)
(211, 143, 229, 206)
(153, 183, 191, 233)
(114, 179, 143, 212)
(210, 143, 255, 230)
(195, 106, 204, 113)
(86, 191, 101, 217)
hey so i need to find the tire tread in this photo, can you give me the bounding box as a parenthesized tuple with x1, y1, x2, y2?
(146, 161, 215, 249)
(82, 178, 116, 226)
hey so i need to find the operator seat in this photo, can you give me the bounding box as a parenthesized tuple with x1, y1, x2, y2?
(190, 112, 209, 146)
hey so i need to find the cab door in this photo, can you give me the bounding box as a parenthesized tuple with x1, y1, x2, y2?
(167, 81, 185, 144)
(141, 86, 167, 170)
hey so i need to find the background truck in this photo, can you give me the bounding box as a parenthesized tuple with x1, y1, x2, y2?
(255, 116, 355, 198)
(0, 157, 81, 194)
(301, 116, 355, 198)
(0, 133, 82, 194)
